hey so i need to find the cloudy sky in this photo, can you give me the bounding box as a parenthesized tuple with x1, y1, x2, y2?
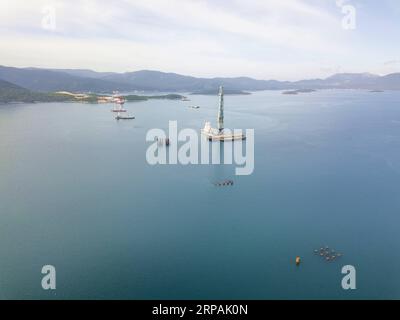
(0, 0, 399, 80)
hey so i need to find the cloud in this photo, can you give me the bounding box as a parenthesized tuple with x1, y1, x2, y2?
(0, 0, 391, 79)
(384, 60, 400, 66)
(124, 0, 345, 53)
(0, 0, 343, 53)
(0, 32, 322, 79)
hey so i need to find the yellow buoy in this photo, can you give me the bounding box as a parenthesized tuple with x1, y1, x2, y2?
(295, 256, 301, 266)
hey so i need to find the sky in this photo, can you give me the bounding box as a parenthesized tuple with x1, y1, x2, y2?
(0, 0, 399, 80)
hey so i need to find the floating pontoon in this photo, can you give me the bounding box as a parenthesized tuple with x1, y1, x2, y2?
(115, 113, 135, 120)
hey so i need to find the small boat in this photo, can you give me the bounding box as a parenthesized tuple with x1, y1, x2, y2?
(295, 256, 301, 266)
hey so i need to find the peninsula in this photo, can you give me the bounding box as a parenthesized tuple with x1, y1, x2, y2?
(0, 81, 186, 104)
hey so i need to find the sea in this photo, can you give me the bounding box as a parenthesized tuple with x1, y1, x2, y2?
(0, 89, 400, 299)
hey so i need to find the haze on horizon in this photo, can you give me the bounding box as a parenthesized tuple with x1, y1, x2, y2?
(0, 0, 399, 81)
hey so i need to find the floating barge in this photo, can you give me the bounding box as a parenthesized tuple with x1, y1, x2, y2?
(202, 122, 246, 141)
(115, 115, 135, 120)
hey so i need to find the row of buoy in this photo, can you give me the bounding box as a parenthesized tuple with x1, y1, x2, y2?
(295, 246, 343, 267)
(314, 246, 343, 262)
(214, 180, 234, 187)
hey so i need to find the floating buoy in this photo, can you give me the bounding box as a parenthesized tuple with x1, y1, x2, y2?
(315, 246, 343, 263)
(296, 256, 301, 266)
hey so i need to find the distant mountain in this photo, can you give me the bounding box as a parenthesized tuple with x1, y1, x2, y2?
(322, 73, 380, 88)
(376, 73, 400, 90)
(0, 66, 132, 93)
(1, 66, 400, 93)
(102, 70, 204, 91)
(0, 79, 25, 91)
(0, 78, 36, 103)
(0, 79, 72, 103)
(101, 70, 292, 91)
(47, 68, 116, 79)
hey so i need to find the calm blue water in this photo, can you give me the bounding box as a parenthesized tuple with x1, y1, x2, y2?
(1, 90, 400, 299)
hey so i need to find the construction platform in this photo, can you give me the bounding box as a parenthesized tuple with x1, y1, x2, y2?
(201, 122, 246, 141)
(200, 86, 246, 141)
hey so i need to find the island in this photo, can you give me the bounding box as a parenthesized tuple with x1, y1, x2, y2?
(282, 89, 317, 95)
(53, 92, 187, 103)
(0, 81, 187, 104)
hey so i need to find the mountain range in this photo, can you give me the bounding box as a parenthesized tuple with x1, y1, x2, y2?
(0, 78, 73, 103)
(1, 65, 400, 93)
